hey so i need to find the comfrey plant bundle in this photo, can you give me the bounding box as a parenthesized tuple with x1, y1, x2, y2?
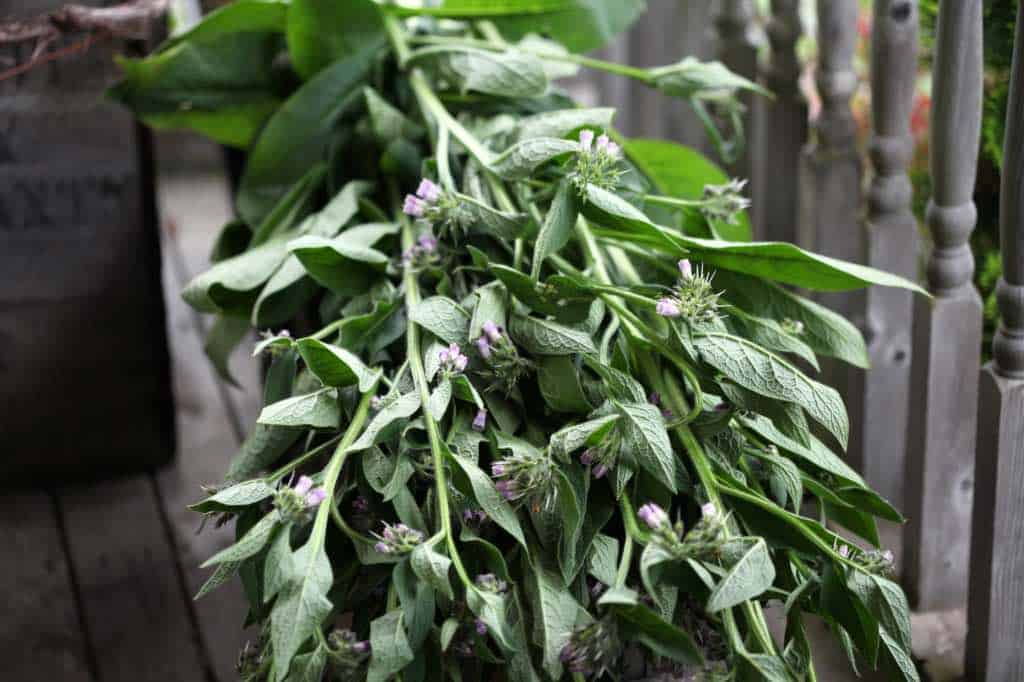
(115, 1, 926, 680)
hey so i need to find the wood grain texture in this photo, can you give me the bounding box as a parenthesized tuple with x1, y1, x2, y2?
(966, 368, 1024, 681)
(902, 0, 984, 611)
(0, 493, 93, 681)
(846, 0, 921, 506)
(155, 170, 260, 682)
(756, 0, 807, 242)
(59, 475, 211, 682)
(713, 0, 762, 182)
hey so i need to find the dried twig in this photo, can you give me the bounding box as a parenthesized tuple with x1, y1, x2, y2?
(0, 0, 168, 82)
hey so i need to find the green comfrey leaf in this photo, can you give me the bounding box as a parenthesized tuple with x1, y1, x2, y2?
(714, 269, 870, 368)
(288, 646, 328, 682)
(513, 107, 616, 142)
(458, 193, 527, 241)
(295, 338, 381, 392)
(467, 587, 519, 653)
(585, 360, 648, 403)
(739, 414, 864, 486)
(286, 0, 385, 79)
(263, 524, 295, 603)
(509, 313, 597, 355)
(587, 534, 619, 587)
(613, 401, 678, 493)
(393, 561, 435, 653)
(288, 232, 391, 296)
(409, 296, 472, 346)
(537, 355, 592, 413)
(612, 602, 703, 666)
(411, 46, 548, 98)
(445, 442, 528, 551)
(258, 388, 340, 429)
(727, 307, 820, 372)
(639, 541, 680, 615)
(489, 137, 580, 179)
(194, 560, 243, 600)
(109, 31, 284, 148)
(695, 332, 849, 449)
(350, 392, 422, 452)
(364, 86, 424, 142)
(759, 451, 804, 512)
(524, 563, 581, 679)
(490, 265, 594, 322)
(549, 414, 619, 461)
(237, 49, 375, 225)
(201, 512, 278, 567)
(531, 181, 579, 278)
(182, 236, 291, 315)
(269, 539, 334, 682)
(427, 377, 453, 420)
(366, 611, 415, 682)
(735, 651, 791, 682)
(649, 57, 769, 100)
(190, 479, 276, 514)
(705, 537, 775, 612)
(410, 539, 454, 600)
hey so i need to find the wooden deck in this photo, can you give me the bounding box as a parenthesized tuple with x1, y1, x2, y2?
(0, 167, 259, 682)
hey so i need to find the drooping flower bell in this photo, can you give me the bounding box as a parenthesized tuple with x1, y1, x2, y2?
(274, 475, 328, 522)
(490, 444, 555, 510)
(475, 320, 531, 395)
(438, 342, 469, 376)
(559, 616, 620, 677)
(472, 408, 488, 432)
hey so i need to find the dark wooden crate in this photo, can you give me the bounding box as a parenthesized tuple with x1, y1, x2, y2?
(0, 3, 174, 485)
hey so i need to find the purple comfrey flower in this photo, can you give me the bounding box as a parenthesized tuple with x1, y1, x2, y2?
(838, 544, 850, 559)
(462, 509, 486, 525)
(481, 320, 502, 343)
(403, 194, 426, 217)
(293, 475, 327, 508)
(374, 541, 390, 554)
(592, 464, 608, 479)
(638, 503, 669, 530)
(476, 336, 492, 360)
(678, 258, 693, 280)
(417, 234, 438, 253)
(440, 342, 469, 374)
(495, 479, 517, 500)
(475, 618, 488, 636)
(491, 461, 506, 477)
(373, 522, 423, 555)
(352, 496, 370, 513)
(579, 449, 595, 466)
(656, 297, 682, 318)
(293, 475, 314, 496)
(579, 129, 594, 152)
(370, 395, 382, 410)
(606, 140, 621, 158)
(596, 133, 610, 151)
(472, 409, 488, 432)
(648, 391, 661, 406)
(475, 573, 508, 593)
(351, 640, 370, 654)
(701, 502, 718, 520)
(416, 178, 442, 203)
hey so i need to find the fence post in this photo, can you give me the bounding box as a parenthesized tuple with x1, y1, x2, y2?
(796, 0, 862, 413)
(902, 0, 983, 611)
(756, 0, 808, 242)
(713, 0, 762, 183)
(844, 0, 920, 507)
(966, 3, 1024, 678)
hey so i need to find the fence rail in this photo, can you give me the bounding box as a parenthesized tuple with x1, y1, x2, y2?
(571, 0, 1022, 677)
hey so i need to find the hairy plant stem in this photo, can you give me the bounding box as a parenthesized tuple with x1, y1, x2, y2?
(400, 210, 473, 589)
(308, 382, 379, 553)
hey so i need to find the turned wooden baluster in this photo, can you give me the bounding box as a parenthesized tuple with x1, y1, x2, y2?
(797, 0, 861, 413)
(903, 0, 983, 611)
(756, 0, 807, 242)
(845, 0, 920, 507)
(966, 3, 1024, 679)
(714, 0, 762, 182)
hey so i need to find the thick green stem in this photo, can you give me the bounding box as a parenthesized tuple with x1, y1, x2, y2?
(401, 215, 473, 589)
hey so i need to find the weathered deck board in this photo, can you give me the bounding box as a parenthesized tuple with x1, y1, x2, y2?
(0, 492, 93, 681)
(58, 475, 210, 682)
(155, 170, 261, 682)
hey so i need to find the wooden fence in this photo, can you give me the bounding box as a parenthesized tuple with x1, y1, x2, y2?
(566, 1, 1023, 679)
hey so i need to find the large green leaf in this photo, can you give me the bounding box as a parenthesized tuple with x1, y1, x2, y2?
(182, 237, 290, 315)
(409, 297, 472, 346)
(613, 401, 678, 493)
(509, 314, 597, 355)
(412, 46, 548, 98)
(163, 0, 288, 47)
(287, 0, 385, 80)
(258, 388, 340, 429)
(625, 138, 751, 241)
(295, 338, 380, 392)
(525, 565, 580, 679)
(705, 538, 775, 612)
(695, 332, 849, 449)
(366, 611, 415, 682)
(445, 443, 528, 551)
(238, 50, 376, 225)
(531, 180, 579, 278)
(110, 31, 283, 148)
(385, 1, 647, 52)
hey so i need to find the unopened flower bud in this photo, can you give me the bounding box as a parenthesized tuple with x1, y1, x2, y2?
(482, 320, 502, 343)
(476, 336, 492, 360)
(475, 618, 488, 636)
(678, 258, 693, 279)
(638, 502, 669, 530)
(416, 178, 441, 202)
(403, 194, 426, 217)
(579, 129, 594, 152)
(472, 409, 488, 432)
(656, 298, 682, 317)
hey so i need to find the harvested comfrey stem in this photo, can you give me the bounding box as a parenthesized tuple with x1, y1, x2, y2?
(123, 2, 925, 680)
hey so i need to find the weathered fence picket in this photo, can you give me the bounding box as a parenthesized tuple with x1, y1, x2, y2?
(756, 0, 807, 242)
(903, 0, 984, 611)
(966, 2, 1024, 678)
(797, 0, 863, 424)
(713, 0, 762, 184)
(846, 0, 920, 507)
